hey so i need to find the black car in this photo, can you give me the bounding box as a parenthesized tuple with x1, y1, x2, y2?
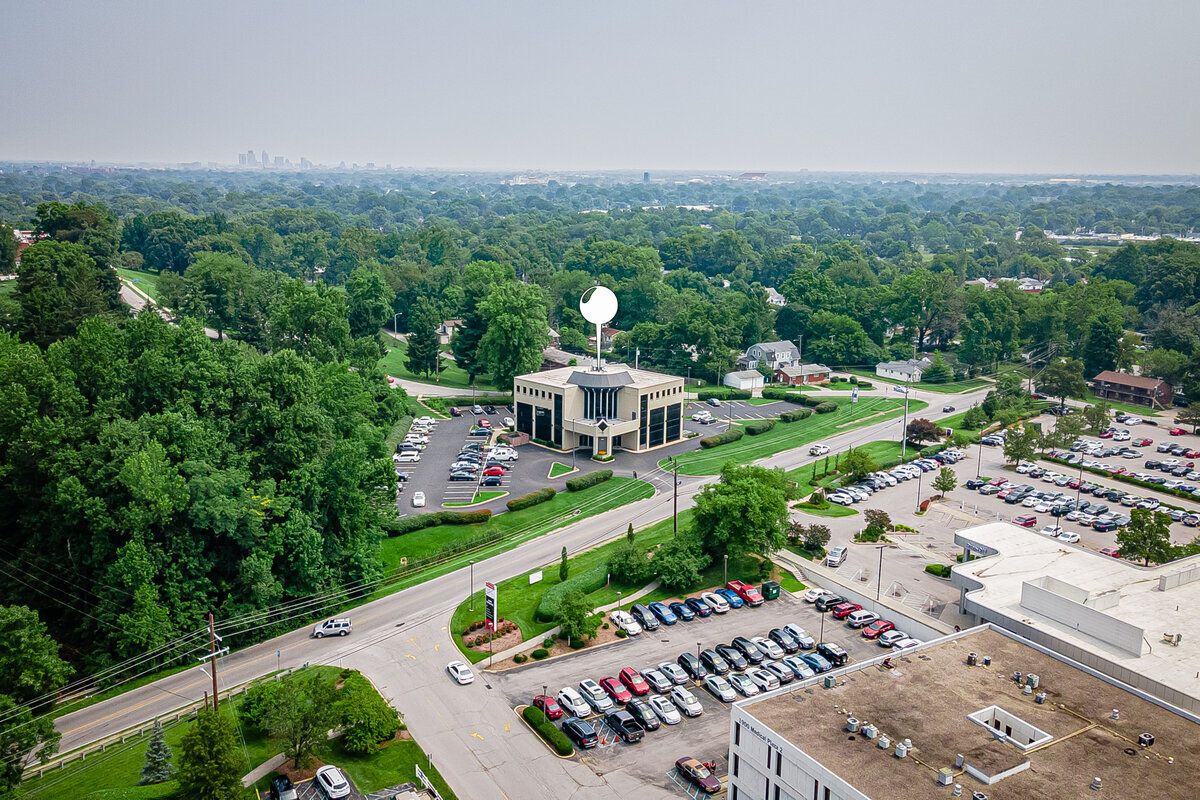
(768, 628, 800, 654)
(484, 405, 497, 414)
(1145, 460, 1162, 469)
(630, 603, 659, 631)
(817, 642, 849, 667)
(481, 475, 502, 487)
(1092, 486, 1109, 497)
(562, 717, 599, 749)
(625, 698, 660, 731)
(685, 597, 713, 618)
(395, 471, 410, 482)
(603, 710, 644, 743)
(506, 404, 514, 413)
(699, 649, 730, 676)
(677, 652, 708, 680)
(669, 601, 696, 622)
(271, 776, 298, 800)
(965, 478, 986, 490)
(449, 471, 476, 481)
(1093, 519, 1119, 532)
(731, 636, 765, 664)
(814, 594, 844, 612)
(715, 644, 748, 670)
(467, 427, 489, 437)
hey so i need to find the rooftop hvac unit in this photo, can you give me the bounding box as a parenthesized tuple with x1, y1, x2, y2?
(894, 742, 909, 758)
(967, 652, 978, 666)
(1139, 733, 1155, 748)
(982, 655, 992, 666)
(1022, 684, 1033, 695)
(846, 717, 861, 733)
(1025, 673, 1040, 689)
(823, 675, 836, 689)
(972, 793, 989, 800)
(862, 723, 879, 740)
(938, 768, 954, 786)
(877, 735, 890, 750)
(1013, 671, 1022, 683)
(1035, 692, 1048, 704)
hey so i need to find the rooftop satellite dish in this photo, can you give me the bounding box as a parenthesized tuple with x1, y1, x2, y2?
(579, 285, 618, 325)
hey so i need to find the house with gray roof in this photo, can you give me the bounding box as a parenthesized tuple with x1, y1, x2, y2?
(876, 357, 932, 382)
(739, 340, 801, 372)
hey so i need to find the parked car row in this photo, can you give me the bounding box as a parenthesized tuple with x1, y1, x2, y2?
(802, 588, 922, 651)
(610, 581, 777, 635)
(447, 439, 519, 484)
(826, 449, 966, 506)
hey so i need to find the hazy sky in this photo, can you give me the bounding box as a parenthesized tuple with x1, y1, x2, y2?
(3, 0, 1198, 173)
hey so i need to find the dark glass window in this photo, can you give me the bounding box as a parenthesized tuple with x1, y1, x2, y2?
(649, 406, 665, 447)
(666, 403, 681, 442)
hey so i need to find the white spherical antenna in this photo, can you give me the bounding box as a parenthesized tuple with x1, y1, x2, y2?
(579, 285, 618, 326)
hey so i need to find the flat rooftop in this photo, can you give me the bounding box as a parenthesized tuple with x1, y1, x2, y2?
(516, 363, 682, 390)
(952, 522, 1200, 707)
(744, 627, 1200, 800)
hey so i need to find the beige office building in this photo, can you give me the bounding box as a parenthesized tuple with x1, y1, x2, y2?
(513, 363, 685, 457)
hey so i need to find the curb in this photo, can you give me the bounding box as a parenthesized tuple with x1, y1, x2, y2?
(512, 705, 575, 759)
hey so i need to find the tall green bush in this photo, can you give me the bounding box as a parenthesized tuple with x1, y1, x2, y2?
(535, 562, 609, 621)
(744, 419, 776, 435)
(507, 487, 557, 511)
(699, 428, 744, 449)
(566, 469, 613, 491)
(522, 706, 574, 755)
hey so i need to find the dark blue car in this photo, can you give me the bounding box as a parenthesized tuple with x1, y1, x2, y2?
(684, 597, 713, 617)
(716, 588, 744, 609)
(649, 601, 678, 625)
(668, 601, 696, 621)
(800, 652, 832, 673)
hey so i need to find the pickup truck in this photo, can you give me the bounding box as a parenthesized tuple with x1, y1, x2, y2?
(726, 580, 764, 607)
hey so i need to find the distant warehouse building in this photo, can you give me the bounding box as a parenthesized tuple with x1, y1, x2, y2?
(514, 363, 685, 458)
(727, 624, 1200, 800)
(1091, 370, 1172, 409)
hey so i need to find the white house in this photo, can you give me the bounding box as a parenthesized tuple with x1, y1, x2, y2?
(876, 357, 931, 382)
(764, 287, 787, 307)
(723, 369, 765, 391)
(739, 340, 801, 371)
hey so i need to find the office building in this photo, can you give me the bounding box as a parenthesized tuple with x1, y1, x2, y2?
(261, 150, 270, 168)
(728, 625, 1199, 800)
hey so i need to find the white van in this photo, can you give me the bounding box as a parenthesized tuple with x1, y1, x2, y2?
(846, 610, 879, 629)
(825, 547, 847, 568)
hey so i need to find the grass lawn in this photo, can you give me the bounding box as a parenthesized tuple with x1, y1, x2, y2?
(793, 501, 858, 517)
(548, 461, 575, 479)
(313, 738, 456, 798)
(116, 268, 162, 301)
(444, 490, 507, 507)
(378, 340, 494, 391)
(1083, 389, 1160, 417)
(846, 368, 991, 394)
(661, 397, 923, 476)
(379, 477, 654, 575)
(747, 398, 781, 406)
(776, 569, 806, 593)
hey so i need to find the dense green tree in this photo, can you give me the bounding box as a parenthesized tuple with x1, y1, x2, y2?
(35, 200, 120, 269)
(139, 719, 174, 784)
(404, 297, 441, 378)
(337, 672, 402, 755)
(170, 252, 258, 340)
(839, 449, 877, 482)
(693, 464, 788, 558)
(266, 279, 354, 362)
(266, 673, 338, 769)
(346, 265, 395, 338)
(14, 240, 122, 347)
(176, 708, 243, 800)
(1117, 509, 1174, 566)
(1082, 312, 1123, 377)
(932, 466, 957, 498)
(652, 532, 710, 591)
(805, 311, 876, 366)
(1002, 425, 1039, 466)
(554, 590, 596, 642)
(962, 405, 989, 430)
(1036, 358, 1087, 408)
(477, 281, 549, 387)
(1139, 348, 1189, 387)
(959, 287, 1020, 367)
(921, 354, 955, 384)
(0, 224, 16, 274)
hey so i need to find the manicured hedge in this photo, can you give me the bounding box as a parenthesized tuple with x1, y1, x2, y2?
(780, 408, 814, 423)
(814, 402, 838, 414)
(386, 509, 492, 536)
(856, 381, 874, 389)
(745, 419, 776, 436)
(535, 562, 609, 621)
(530, 648, 549, 660)
(924, 563, 951, 578)
(566, 469, 613, 491)
(697, 389, 752, 401)
(699, 428, 745, 449)
(507, 487, 557, 511)
(522, 706, 574, 756)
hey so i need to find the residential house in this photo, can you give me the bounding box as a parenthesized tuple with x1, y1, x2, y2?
(1092, 370, 1173, 409)
(764, 287, 787, 307)
(963, 277, 998, 290)
(546, 327, 560, 348)
(876, 357, 932, 383)
(437, 319, 465, 345)
(999, 276, 1046, 293)
(739, 340, 802, 372)
(723, 370, 765, 391)
(775, 363, 831, 386)
(586, 326, 621, 352)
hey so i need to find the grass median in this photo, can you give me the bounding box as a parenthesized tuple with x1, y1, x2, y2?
(662, 397, 921, 476)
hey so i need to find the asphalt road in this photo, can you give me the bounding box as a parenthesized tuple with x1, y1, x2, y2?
(50, 382, 992, 799)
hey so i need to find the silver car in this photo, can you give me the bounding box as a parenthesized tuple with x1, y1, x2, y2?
(648, 693, 681, 724)
(703, 674, 737, 703)
(643, 667, 673, 694)
(578, 679, 614, 713)
(670, 686, 704, 717)
(727, 672, 760, 697)
(657, 662, 690, 685)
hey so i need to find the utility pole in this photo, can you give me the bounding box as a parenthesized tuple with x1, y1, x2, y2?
(876, 545, 885, 603)
(900, 375, 912, 458)
(672, 457, 679, 536)
(198, 613, 227, 710)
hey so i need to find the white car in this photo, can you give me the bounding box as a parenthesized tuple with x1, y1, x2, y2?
(751, 636, 786, 661)
(703, 674, 737, 703)
(782, 624, 815, 649)
(1137, 498, 1161, 510)
(315, 766, 351, 799)
(490, 449, 518, 462)
(727, 672, 760, 697)
(701, 592, 730, 614)
(446, 661, 474, 685)
(657, 662, 690, 685)
(1126, 416, 1144, 425)
(413, 416, 437, 426)
(405, 433, 429, 444)
(746, 668, 780, 692)
(412, 491, 426, 508)
(1056, 531, 1082, 544)
(648, 693, 682, 724)
(809, 444, 830, 456)
(557, 687, 591, 718)
(395, 451, 420, 463)
(892, 637, 922, 652)
(610, 609, 642, 636)
(1037, 525, 1062, 537)
(502, 416, 515, 428)
(878, 630, 908, 648)
(578, 679, 614, 713)
(670, 686, 703, 717)
(826, 493, 854, 506)
(802, 588, 825, 604)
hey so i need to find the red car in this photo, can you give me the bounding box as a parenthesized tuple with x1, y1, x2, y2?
(599, 676, 632, 704)
(531, 694, 563, 720)
(861, 619, 895, 640)
(1099, 430, 1114, 439)
(1134, 438, 1153, 447)
(482, 465, 505, 477)
(831, 602, 862, 620)
(1068, 479, 1082, 489)
(449, 406, 463, 417)
(675, 757, 721, 794)
(479, 418, 492, 428)
(1187, 450, 1200, 459)
(1014, 514, 1037, 528)
(1170, 427, 1187, 436)
(618, 667, 650, 696)
(1099, 547, 1122, 558)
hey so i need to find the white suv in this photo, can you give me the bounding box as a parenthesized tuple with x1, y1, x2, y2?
(312, 618, 352, 638)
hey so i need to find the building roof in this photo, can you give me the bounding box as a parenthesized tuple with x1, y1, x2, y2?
(740, 625, 1200, 800)
(776, 363, 830, 377)
(877, 359, 927, 377)
(751, 340, 800, 356)
(952, 522, 1200, 711)
(725, 370, 763, 381)
(1092, 370, 1170, 390)
(516, 363, 681, 391)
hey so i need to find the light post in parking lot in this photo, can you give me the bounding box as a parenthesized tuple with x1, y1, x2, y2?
(617, 591, 622, 611)
(818, 607, 827, 647)
(672, 456, 679, 536)
(723, 554, 728, 585)
(469, 560, 476, 612)
(542, 684, 548, 723)
(875, 545, 885, 602)
(915, 464, 924, 513)
(697, 642, 702, 662)
(976, 435, 983, 479)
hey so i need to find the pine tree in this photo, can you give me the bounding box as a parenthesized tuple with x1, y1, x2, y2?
(559, 547, 569, 582)
(138, 719, 174, 785)
(626, 523, 634, 544)
(405, 298, 441, 378)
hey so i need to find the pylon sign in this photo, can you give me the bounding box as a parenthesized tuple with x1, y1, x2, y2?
(484, 581, 497, 631)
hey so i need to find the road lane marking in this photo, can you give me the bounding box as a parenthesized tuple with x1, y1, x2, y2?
(434, 644, 440, 651)
(504, 723, 510, 732)
(405, 654, 417, 660)
(471, 732, 485, 740)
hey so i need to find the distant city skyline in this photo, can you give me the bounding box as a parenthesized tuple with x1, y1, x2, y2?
(2, 1, 1199, 173)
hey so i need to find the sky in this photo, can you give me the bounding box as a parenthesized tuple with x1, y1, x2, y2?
(3, 0, 1199, 174)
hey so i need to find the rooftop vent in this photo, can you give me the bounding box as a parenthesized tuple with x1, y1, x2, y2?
(1139, 733, 1155, 748)
(846, 717, 860, 733)
(1091, 777, 1102, 791)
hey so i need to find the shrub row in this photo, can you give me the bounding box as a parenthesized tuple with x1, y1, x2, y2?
(697, 389, 751, 401)
(507, 487, 557, 512)
(780, 408, 814, 423)
(699, 428, 745, 449)
(924, 563, 952, 578)
(565, 469, 613, 491)
(1044, 455, 1195, 505)
(522, 705, 574, 756)
(814, 401, 838, 414)
(386, 509, 492, 536)
(535, 562, 609, 621)
(530, 648, 549, 660)
(745, 419, 776, 436)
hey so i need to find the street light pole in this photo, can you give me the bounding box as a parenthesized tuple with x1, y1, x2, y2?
(976, 434, 984, 479)
(723, 554, 728, 585)
(819, 608, 827, 646)
(672, 457, 679, 536)
(916, 467, 924, 513)
(543, 684, 548, 723)
(900, 376, 912, 458)
(876, 545, 885, 603)
(469, 560, 476, 612)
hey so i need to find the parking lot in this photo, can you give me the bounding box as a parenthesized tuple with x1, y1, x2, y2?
(493, 592, 907, 794)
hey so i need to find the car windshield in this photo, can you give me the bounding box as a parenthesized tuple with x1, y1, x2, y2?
(691, 763, 712, 778)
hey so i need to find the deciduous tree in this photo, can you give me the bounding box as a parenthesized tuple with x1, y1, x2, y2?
(693, 464, 788, 558)
(176, 708, 242, 800)
(1036, 358, 1087, 408)
(265, 673, 338, 769)
(1117, 509, 1174, 566)
(477, 281, 550, 387)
